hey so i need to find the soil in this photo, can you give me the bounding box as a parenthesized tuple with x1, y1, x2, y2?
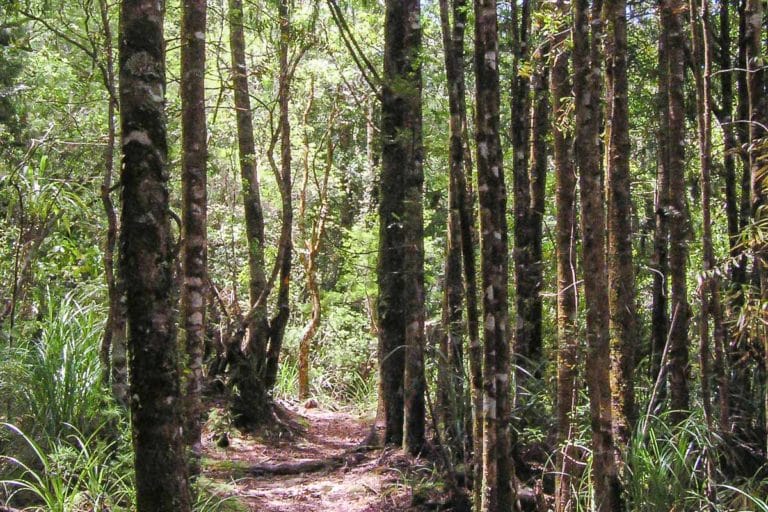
(201, 402, 442, 512)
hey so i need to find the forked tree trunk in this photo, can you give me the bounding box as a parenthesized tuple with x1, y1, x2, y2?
(572, 0, 623, 508)
(227, 0, 270, 429)
(118, 1, 191, 509)
(263, 0, 294, 393)
(475, 0, 514, 509)
(180, 0, 208, 473)
(604, 0, 637, 448)
(552, 17, 578, 511)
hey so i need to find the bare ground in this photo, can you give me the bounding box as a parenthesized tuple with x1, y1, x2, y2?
(201, 403, 433, 512)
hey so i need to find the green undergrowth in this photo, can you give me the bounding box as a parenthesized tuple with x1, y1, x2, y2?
(0, 291, 247, 511)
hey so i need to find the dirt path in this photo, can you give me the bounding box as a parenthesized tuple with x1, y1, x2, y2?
(202, 403, 420, 511)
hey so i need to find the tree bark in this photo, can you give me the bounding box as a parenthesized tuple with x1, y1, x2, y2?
(551, 20, 579, 511)
(118, 0, 191, 509)
(512, 0, 539, 383)
(475, 0, 515, 509)
(604, 0, 637, 449)
(649, 14, 670, 405)
(572, 0, 623, 508)
(180, 0, 208, 474)
(263, 0, 294, 393)
(662, 0, 692, 424)
(438, 0, 469, 460)
(227, 0, 270, 429)
(379, 0, 425, 450)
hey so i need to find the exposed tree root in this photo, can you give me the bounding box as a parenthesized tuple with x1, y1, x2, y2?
(246, 450, 367, 476)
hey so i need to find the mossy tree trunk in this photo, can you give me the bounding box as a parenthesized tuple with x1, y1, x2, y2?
(118, 0, 191, 509)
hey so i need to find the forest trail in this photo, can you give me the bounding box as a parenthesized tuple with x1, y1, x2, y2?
(202, 403, 421, 512)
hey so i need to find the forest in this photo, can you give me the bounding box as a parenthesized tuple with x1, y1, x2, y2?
(1, 0, 768, 510)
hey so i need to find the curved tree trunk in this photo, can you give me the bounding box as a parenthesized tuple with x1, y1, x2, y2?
(227, 0, 270, 429)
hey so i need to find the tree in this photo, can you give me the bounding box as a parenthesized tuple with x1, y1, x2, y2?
(437, 0, 469, 459)
(475, 0, 514, 509)
(378, 0, 426, 453)
(551, 5, 578, 508)
(179, 0, 207, 473)
(604, 0, 636, 447)
(572, 0, 622, 507)
(118, 0, 191, 509)
(662, 0, 691, 423)
(227, 0, 270, 428)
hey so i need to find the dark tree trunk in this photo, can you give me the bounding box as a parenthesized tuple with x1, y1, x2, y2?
(118, 0, 191, 509)
(604, 0, 637, 448)
(528, 49, 549, 385)
(663, 0, 692, 424)
(379, 0, 424, 450)
(512, 0, 539, 383)
(180, 0, 208, 474)
(572, 0, 623, 508)
(475, 0, 514, 509)
(551, 19, 579, 511)
(228, 0, 270, 429)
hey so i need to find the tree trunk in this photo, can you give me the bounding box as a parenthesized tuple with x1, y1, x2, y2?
(551, 19, 579, 511)
(180, 0, 208, 475)
(97, 0, 127, 408)
(474, 0, 515, 509)
(663, 0, 692, 424)
(745, 0, 768, 446)
(379, 0, 424, 450)
(572, 0, 623, 508)
(298, 84, 333, 401)
(512, 0, 539, 383)
(118, 0, 191, 509)
(228, 0, 270, 429)
(649, 17, 670, 406)
(263, 0, 294, 393)
(715, 0, 734, 430)
(528, 46, 549, 386)
(604, 0, 637, 448)
(438, 0, 468, 460)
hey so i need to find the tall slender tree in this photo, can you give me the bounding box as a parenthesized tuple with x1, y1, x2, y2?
(475, 0, 514, 509)
(227, 0, 270, 428)
(662, 0, 691, 423)
(572, 0, 623, 507)
(180, 0, 208, 474)
(118, 0, 191, 509)
(551, 9, 579, 508)
(604, 0, 637, 447)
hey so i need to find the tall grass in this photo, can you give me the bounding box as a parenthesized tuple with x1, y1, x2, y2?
(1, 290, 109, 442)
